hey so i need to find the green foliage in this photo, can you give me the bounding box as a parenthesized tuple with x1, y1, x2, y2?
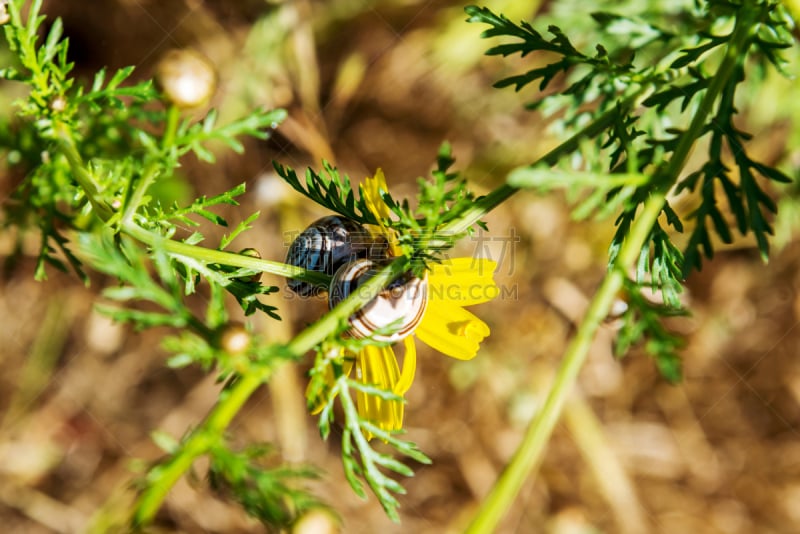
(469, 0, 796, 379)
(337, 380, 430, 522)
(308, 342, 431, 522)
(508, 164, 648, 221)
(2, 0, 74, 115)
(275, 142, 481, 271)
(0, 0, 286, 282)
(172, 107, 287, 164)
(79, 232, 201, 331)
(466, 5, 635, 96)
(675, 98, 793, 273)
(150, 183, 249, 228)
(612, 278, 688, 382)
(208, 443, 325, 530)
(2, 0, 439, 526)
(274, 160, 376, 224)
(382, 143, 486, 267)
(0, 1, 309, 529)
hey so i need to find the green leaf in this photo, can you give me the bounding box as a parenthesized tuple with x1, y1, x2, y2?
(166, 353, 194, 369)
(219, 212, 260, 250)
(151, 431, 180, 454)
(41, 17, 63, 63)
(274, 161, 377, 224)
(155, 183, 245, 227)
(175, 108, 287, 162)
(207, 442, 325, 529)
(670, 38, 723, 69)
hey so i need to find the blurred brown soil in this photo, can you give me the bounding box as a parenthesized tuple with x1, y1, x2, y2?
(1, 1, 799, 533)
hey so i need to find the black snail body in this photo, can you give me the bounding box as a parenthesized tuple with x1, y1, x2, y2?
(286, 216, 388, 296)
(328, 258, 428, 343)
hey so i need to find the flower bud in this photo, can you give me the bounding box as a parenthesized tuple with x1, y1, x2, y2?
(0, 1, 9, 25)
(219, 322, 250, 355)
(155, 49, 216, 108)
(292, 508, 339, 534)
(50, 95, 67, 112)
(604, 289, 630, 329)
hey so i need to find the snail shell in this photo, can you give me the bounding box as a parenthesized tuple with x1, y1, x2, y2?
(329, 258, 428, 342)
(237, 248, 262, 283)
(286, 216, 388, 296)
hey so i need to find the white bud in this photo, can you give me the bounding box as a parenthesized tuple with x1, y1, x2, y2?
(292, 509, 339, 534)
(0, 1, 9, 25)
(219, 323, 250, 355)
(155, 49, 216, 108)
(50, 95, 67, 112)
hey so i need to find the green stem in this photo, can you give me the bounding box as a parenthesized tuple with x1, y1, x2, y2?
(54, 124, 114, 221)
(464, 193, 664, 534)
(131, 257, 408, 526)
(55, 125, 329, 287)
(286, 257, 410, 353)
(465, 9, 759, 533)
(162, 105, 180, 150)
(122, 221, 331, 287)
(55, 147, 330, 289)
(132, 370, 267, 527)
(123, 105, 180, 225)
(121, 163, 160, 225)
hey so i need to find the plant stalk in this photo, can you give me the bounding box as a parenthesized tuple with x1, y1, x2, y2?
(131, 371, 266, 527)
(121, 163, 161, 225)
(54, 124, 114, 221)
(464, 192, 664, 534)
(53, 134, 330, 287)
(464, 8, 759, 532)
(123, 105, 182, 225)
(162, 105, 180, 150)
(122, 221, 331, 287)
(130, 256, 409, 526)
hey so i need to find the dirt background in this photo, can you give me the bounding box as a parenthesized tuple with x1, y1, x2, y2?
(1, 1, 799, 533)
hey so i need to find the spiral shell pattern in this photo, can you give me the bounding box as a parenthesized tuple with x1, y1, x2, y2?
(329, 258, 428, 342)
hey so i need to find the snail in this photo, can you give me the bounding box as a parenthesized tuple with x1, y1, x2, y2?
(328, 258, 428, 343)
(236, 248, 263, 283)
(286, 216, 388, 296)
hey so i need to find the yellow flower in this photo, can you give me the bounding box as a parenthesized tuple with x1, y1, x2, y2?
(362, 169, 402, 256)
(352, 170, 497, 435)
(362, 169, 497, 358)
(307, 170, 497, 439)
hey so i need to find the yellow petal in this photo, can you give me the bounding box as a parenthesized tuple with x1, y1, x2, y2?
(362, 169, 393, 221)
(394, 336, 417, 396)
(428, 257, 499, 306)
(415, 299, 491, 360)
(362, 169, 403, 256)
(365, 223, 402, 257)
(356, 345, 403, 437)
